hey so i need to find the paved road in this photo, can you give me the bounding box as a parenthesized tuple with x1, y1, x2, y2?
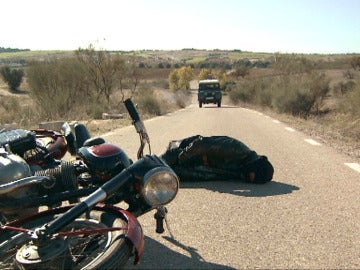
(101, 98, 360, 269)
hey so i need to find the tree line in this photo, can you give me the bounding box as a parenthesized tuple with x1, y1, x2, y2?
(1, 50, 360, 121)
(0, 47, 30, 53)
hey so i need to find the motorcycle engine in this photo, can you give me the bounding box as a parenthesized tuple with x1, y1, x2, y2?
(78, 143, 132, 182)
(0, 149, 32, 194)
(0, 148, 39, 219)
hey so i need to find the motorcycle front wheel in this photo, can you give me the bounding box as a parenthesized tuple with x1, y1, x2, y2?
(0, 206, 132, 270)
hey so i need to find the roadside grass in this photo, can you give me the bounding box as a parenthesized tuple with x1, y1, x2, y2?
(227, 61, 360, 160)
(0, 74, 191, 134)
(266, 108, 360, 159)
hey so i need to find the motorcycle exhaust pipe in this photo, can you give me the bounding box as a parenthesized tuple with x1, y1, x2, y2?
(0, 176, 54, 195)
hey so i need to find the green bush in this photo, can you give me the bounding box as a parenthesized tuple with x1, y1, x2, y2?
(0, 66, 24, 91)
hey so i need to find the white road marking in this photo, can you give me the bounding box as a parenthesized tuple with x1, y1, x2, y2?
(344, 163, 360, 173)
(285, 127, 295, 132)
(272, 119, 281, 124)
(304, 139, 322, 146)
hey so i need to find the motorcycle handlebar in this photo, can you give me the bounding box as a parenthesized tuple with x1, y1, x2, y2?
(124, 99, 140, 123)
(124, 98, 151, 158)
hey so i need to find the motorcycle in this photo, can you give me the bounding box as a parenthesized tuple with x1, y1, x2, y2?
(0, 98, 179, 269)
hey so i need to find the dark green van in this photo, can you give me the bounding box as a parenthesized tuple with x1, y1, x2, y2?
(197, 79, 222, 108)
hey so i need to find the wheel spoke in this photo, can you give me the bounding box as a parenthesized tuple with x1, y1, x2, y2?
(0, 207, 132, 269)
(54, 226, 127, 237)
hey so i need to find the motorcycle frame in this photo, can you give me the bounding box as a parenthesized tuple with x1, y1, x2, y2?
(2, 203, 144, 265)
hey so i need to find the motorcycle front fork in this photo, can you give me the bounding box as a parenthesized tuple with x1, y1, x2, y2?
(154, 206, 174, 238)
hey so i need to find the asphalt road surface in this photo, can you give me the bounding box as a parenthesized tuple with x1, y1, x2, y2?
(101, 97, 360, 269)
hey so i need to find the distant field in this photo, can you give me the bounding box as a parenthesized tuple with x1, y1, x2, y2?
(0, 50, 72, 60)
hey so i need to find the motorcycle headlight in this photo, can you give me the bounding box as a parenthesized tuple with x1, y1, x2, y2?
(141, 166, 179, 207)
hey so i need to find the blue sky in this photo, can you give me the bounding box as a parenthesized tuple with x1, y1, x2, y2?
(1, 0, 359, 53)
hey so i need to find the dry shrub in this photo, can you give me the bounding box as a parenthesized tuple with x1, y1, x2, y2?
(0, 96, 37, 127)
(26, 57, 92, 120)
(136, 90, 162, 116)
(229, 72, 330, 118)
(339, 79, 360, 116)
(174, 90, 190, 108)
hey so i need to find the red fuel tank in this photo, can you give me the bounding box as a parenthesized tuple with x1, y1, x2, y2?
(78, 143, 132, 181)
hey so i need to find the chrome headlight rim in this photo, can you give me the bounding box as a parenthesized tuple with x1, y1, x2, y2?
(141, 166, 179, 207)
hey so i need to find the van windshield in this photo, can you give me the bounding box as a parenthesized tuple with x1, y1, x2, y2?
(199, 83, 220, 90)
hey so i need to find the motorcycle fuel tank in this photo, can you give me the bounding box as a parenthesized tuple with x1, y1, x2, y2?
(78, 143, 132, 180)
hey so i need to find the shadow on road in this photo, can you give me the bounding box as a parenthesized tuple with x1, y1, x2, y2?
(201, 105, 240, 109)
(179, 180, 299, 197)
(126, 235, 236, 270)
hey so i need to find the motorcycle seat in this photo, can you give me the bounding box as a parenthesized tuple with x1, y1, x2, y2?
(83, 137, 105, 147)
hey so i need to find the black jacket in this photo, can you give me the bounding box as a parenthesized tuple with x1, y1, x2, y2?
(161, 135, 274, 184)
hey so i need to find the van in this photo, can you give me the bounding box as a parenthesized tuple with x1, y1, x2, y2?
(197, 79, 222, 108)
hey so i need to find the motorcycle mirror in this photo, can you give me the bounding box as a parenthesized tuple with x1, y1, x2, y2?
(61, 122, 77, 155)
(74, 124, 91, 149)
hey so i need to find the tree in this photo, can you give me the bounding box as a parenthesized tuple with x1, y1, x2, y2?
(76, 45, 139, 104)
(198, 68, 214, 80)
(0, 66, 24, 91)
(198, 68, 227, 90)
(216, 69, 227, 89)
(115, 54, 141, 98)
(169, 69, 180, 90)
(26, 57, 90, 119)
(169, 66, 194, 90)
(177, 66, 194, 90)
(75, 45, 115, 104)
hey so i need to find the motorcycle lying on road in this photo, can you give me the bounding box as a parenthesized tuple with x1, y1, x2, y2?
(0, 98, 179, 269)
